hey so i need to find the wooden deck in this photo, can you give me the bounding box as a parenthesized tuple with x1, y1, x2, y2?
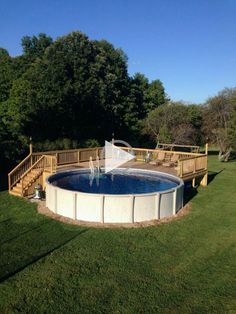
(56, 159, 176, 174)
(8, 145, 208, 197)
(57, 158, 207, 186)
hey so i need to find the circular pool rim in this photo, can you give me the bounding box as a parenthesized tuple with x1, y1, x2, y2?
(46, 168, 184, 224)
(47, 168, 182, 196)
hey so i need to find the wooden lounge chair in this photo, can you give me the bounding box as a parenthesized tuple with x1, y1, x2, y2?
(162, 154, 179, 167)
(149, 151, 166, 165)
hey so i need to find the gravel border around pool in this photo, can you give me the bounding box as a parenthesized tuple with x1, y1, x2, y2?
(36, 199, 191, 229)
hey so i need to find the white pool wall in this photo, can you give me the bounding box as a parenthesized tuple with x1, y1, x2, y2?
(46, 169, 184, 224)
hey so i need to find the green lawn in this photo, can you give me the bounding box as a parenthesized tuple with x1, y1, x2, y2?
(0, 156, 236, 313)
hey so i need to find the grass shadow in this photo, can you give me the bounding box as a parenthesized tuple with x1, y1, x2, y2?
(229, 151, 236, 161)
(184, 183, 198, 205)
(0, 220, 53, 246)
(207, 150, 219, 156)
(184, 168, 225, 205)
(208, 169, 224, 185)
(0, 217, 88, 283)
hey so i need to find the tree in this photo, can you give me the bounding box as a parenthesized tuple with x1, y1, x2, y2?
(92, 39, 130, 138)
(0, 49, 14, 102)
(145, 79, 167, 112)
(202, 88, 236, 161)
(0, 30, 168, 167)
(0, 48, 9, 58)
(0, 101, 28, 169)
(5, 32, 133, 144)
(122, 74, 148, 138)
(143, 101, 203, 145)
(21, 33, 53, 59)
(228, 106, 236, 151)
(122, 73, 167, 142)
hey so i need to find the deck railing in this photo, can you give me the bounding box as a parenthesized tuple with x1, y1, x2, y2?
(21, 155, 57, 195)
(32, 147, 103, 166)
(8, 154, 33, 191)
(8, 153, 57, 192)
(118, 146, 202, 161)
(156, 143, 200, 153)
(177, 155, 208, 178)
(117, 146, 207, 183)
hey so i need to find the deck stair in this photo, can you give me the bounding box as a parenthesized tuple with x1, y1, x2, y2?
(8, 154, 57, 197)
(10, 169, 43, 197)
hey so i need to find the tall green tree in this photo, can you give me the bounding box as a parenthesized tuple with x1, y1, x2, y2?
(143, 101, 203, 145)
(0, 49, 14, 103)
(0, 30, 168, 167)
(5, 32, 132, 143)
(21, 33, 53, 59)
(202, 88, 236, 161)
(122, 73, 167, 142)
(145, 79, 167, 112)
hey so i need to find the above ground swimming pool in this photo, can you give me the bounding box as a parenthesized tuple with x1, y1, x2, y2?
(46, 168, 184, 224)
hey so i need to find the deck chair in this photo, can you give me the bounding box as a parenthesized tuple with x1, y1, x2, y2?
(162, 154, 179, 167)
(149, 151, 166, 165)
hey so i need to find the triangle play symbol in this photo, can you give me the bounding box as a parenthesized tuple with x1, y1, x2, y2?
(104, 141, 135, 173)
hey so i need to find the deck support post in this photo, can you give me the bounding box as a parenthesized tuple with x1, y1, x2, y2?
(200, 173, 208, 187)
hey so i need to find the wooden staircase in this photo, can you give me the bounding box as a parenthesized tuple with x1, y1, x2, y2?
(8, 154, 57, 197)
(10, 169, 43, 197)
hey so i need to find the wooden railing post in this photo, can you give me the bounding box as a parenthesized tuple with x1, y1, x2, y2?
(205, 143, 208, 155)
(193, 157, 196, 173)
(178, 160, 183, 177)
(29, 137, 33, 155)
(21, 178, 24, 197)
(8, 174, 11, 191)
(205, 155, 208, 170)
(51, 156, 53, 173)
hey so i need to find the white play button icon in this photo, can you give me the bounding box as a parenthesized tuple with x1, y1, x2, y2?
(104, 141, 135, 173)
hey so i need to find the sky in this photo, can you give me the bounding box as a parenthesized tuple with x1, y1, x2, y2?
(0, 0, 236, 103)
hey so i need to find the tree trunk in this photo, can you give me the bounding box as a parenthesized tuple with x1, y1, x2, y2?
(218, 148, 231, 162)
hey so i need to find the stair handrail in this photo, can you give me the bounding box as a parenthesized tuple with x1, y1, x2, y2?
(8, 153, 32, 176)
(8, 153, 33, 190)
(21, 155, 57, 195)
(8, 154, 56, 193)
(21, 155, 56, 182)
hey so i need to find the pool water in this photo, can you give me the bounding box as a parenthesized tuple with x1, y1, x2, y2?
(50, 170, 178, 195)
